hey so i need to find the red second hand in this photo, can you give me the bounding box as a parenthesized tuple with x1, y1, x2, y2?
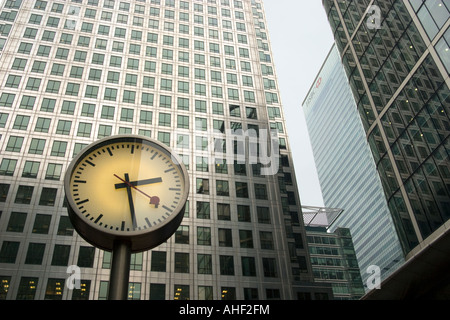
(113, 174, 157, 201)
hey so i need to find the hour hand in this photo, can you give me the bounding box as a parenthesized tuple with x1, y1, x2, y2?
(115, 177, 162, 189)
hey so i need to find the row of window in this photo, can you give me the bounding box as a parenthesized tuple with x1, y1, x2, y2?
(23, 9, 250, 31)
(0, 180, 275, 209)
(1, 87, 262, 115)
(21, 25, 254, 58)
(1, 241, 282, 280)
(5, 113, 267, 132)
(11, 41, 267, 74)
(1, 82, 265, 105)
(0, 226, 279, 267)
(0, 276, 281, 300)
(7, 61, 261, 87)
(33, 0, 247, 14)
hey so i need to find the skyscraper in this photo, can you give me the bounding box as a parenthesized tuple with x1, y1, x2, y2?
(303, 45, 405, 289)
(321, 0, 450, 297)
(0, 0, 320, 300)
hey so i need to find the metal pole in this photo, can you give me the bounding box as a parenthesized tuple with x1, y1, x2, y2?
(108, 241, 131, 300)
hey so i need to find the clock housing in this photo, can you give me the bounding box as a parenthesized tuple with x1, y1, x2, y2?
(64, 135, 189, 252)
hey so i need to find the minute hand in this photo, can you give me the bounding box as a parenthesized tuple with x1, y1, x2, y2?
(115, 177, 162, 189)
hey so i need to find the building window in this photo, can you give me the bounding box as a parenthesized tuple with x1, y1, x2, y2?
(151, 251, 166, 272)
(197, 254, 212, 274)
(197, 226, 211, 246)
(174, 252, 189, 273)
(235, 182, 248, 198)
(16, 277, 38, 300)
(32, 214, 51, 234)
(56, 120, 71, 135)
(6, 136, 24, 152)
(196, 178, 209, 194)
(77, 246, 95, 268)
(28, 138, 46, 155)
(72, 280, 91, 300)
(51, 244, 71, 266)
(39, 187, 57, 206)
(196, 201, 210, 219)
(260, 231, 274, 250)
(239, 230, 254, 248)
(50, 141, 67, 157)
(0, 158, 17, 176)
(15, 186, 33, 204)
(257, 207, 271, 224)
(174, 285, 189, 300)
(218, 228, 232, 247)
(7, 211, 27, 232)
(175, 225, 189, 244)
(157, 132, 170, 146)
(45, 278, 65, 300)
(22, 161, 40, 178)
(242, 257, 257, 277)
(217, 203, 231, 221)
(237, 205, 251, 222)
(0, 184, 10, 202)
(0, 241, 20, 263)
(150, 284, 165, 300)
(262, 258, 278, 277)
(57, 216, 74, 236)
(24, 243, 45, 265)
(158, 113, 171, 127)
(219, 255, 234, 275)
(255, 183, 268, 200)
(120, 108, 134, 122)
(196, 157, 209, 172)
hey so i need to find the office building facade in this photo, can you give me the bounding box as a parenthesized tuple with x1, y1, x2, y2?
(321, 0, 449, 259)
(306, 225, 365, 300)
(303, 45, 405, 289)
(0, 0, 317, 300)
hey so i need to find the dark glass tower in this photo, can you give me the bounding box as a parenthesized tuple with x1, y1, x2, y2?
(322, 0, 449, 256)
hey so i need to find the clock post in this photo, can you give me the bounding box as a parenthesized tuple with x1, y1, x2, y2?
(64, 135, 190, 301)
(108, 241, 132, 300)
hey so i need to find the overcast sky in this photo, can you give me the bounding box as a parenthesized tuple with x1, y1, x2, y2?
(263, 1, 335, 207)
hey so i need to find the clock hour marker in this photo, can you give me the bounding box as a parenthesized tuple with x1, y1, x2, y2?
(145, 217, 152, 228)
(77, 199, 89, 206)
(74, 180, 86, 184)
(85, 160, 95, 167)
(107, 147, 113, 156)
(121, 221, 125, 231)
(94, 214, 103, 224)
(164, 167, 175, 173)
(162, 205, 173, 213)
(151, 152, 158, 160)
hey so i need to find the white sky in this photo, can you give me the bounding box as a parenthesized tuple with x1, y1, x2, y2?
(264, 1, 335, 207)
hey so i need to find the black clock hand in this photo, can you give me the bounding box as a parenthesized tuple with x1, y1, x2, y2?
(114, 177, 162, 190)
(114, 174, 161, 208)
(124, 174, 137, 229)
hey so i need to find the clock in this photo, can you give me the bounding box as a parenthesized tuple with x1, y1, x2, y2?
(64, 135, 190, 253)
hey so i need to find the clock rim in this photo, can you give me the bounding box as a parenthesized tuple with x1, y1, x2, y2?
(64, 134, 190, 252)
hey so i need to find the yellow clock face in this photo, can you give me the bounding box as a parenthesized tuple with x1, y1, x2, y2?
(64, 135, 189, 252)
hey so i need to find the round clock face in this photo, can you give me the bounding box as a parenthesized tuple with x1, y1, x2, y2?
(64, 135, 189, 252)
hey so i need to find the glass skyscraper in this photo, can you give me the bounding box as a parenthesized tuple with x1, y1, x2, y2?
(303, 45, 405, 290)
(0, 0, 321, 300)
(321, 0, 449, 271)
